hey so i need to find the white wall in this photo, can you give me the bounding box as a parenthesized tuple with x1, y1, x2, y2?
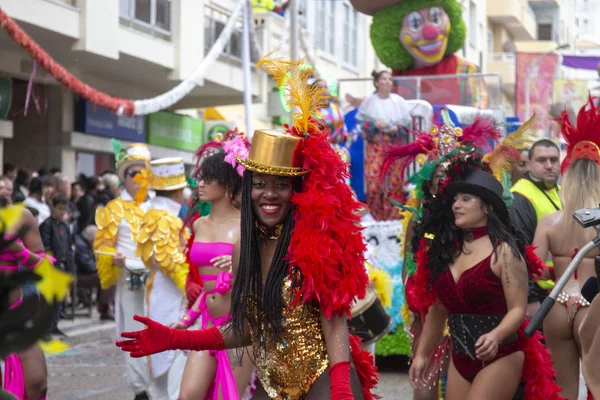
(462, 0, 488, 70)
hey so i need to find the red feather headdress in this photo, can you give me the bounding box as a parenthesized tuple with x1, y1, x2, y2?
(380, 109, 502, 198)
(560, 96, 600, 174)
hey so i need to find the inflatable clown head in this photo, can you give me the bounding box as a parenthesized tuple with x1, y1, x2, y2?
(350, 0, 467, 72)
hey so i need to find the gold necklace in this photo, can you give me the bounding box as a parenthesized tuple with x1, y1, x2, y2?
(256, 222, 283, 240)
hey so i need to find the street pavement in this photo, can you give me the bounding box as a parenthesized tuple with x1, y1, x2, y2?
(47, 312, 413, 399)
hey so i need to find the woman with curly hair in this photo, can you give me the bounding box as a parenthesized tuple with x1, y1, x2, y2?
(175, 134, 257, 400)
(408, 153, 561, 400)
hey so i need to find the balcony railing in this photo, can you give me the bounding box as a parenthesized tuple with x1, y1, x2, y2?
(338, 74, 504, 111)
(488, 52, 516, 63)
(204, 4, 260, 64)
(120, 0, 171, 41)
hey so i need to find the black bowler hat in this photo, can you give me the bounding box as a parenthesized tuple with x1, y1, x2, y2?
(445, 170, 509, 223)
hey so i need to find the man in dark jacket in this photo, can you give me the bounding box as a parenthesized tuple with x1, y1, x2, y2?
(75, 225, 114, 320)
(40, 194, 74, 336)
(510, 139, 561, 317)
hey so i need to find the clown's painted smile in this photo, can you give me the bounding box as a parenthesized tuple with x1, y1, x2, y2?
(400, 6, 451, 67)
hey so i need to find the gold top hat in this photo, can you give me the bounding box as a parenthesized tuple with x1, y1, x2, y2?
(349, 0, 405, 15)
(236, 129, 307, 177)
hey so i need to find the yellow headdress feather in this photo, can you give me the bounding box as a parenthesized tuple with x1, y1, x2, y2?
(257, 52, 328, 135)
(484, 114, 537, 180)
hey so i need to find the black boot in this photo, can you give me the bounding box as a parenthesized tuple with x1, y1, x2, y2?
(134, 392, 149, 400)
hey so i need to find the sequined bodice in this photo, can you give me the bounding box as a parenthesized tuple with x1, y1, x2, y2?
(251, 279, 329, 399)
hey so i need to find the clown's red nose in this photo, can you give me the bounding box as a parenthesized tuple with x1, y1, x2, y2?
(422, 24, 440, 41)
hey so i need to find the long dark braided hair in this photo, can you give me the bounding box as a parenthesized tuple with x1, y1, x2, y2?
(411, 153, 527, 285)
(228, 170, 302, 349)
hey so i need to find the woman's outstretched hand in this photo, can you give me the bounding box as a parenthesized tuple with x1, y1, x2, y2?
(116, 315, 172, 357)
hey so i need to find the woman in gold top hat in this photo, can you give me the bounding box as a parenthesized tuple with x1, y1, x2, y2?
(117, 56, 378, 399)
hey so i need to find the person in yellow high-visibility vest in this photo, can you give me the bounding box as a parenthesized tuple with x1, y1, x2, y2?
(252, 0, 275, 13)
(510, 139, 561, 318)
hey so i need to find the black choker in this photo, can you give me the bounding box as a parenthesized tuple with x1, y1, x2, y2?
(256, 223, 283, 240)
(463, 226, 488, 242)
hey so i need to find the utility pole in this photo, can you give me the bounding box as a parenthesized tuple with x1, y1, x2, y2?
(242, 0, 253, 139)
(290, 0, 299, 60)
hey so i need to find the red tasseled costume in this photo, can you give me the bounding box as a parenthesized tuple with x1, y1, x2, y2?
(349, 335, 380, 400)
(560, 96, 600, 174)
(286, 124, 368, 319)
(408, 240, 564, 399)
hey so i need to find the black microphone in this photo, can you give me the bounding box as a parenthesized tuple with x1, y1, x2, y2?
(582, 277, 598, 303)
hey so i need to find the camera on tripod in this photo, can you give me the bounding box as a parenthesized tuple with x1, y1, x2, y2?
(573, 206, 600, 229)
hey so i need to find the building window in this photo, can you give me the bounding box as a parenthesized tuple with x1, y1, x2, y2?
(352, 10, 358, 66)
(316, 2, 327, 51)
(120, 0, 171, 40)
(328, 1, 335, 54)
(538, 23, 552, 41)
(204, 6, 259, 63)
(342, 4, 359, 66)
(469, 1, 477, 48)
(314, 0, 336, 56)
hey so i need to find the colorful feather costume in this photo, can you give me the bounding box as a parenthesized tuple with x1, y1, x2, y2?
(380, 111, 501, 347)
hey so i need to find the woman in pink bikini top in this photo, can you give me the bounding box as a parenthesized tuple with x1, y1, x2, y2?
(175, 142, 255, 400)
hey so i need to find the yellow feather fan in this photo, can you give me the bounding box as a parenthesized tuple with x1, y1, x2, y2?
(484, 114, 537, 180)
(257, 52, 328, 135)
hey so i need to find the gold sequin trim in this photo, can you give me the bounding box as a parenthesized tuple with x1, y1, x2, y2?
(150, 174, 187, 190)
(235, 155, 308, 177)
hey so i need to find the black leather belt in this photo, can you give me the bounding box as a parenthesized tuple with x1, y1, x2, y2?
(447, 313, 519, 360)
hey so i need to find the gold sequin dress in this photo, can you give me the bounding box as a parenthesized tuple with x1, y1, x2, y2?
(251, 279, 329, 399)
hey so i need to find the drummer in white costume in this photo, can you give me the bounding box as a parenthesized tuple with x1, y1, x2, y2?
(94, 143, 152, 400)
(134, 157, 189, 400)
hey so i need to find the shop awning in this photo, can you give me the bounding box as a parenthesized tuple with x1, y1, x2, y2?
(204, 105, 269, 137)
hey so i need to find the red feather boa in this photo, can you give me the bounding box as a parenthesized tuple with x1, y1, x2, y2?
(286, 127, 368, 318)
(519, 323, 565, 400)
(349, 334, 380, 400)
(405, 238, 435, 318)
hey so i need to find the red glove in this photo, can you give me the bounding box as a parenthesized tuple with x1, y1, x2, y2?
(116, 315, 224, 357)
(329, 361, 354, 400)
(185, 277, 202, 308)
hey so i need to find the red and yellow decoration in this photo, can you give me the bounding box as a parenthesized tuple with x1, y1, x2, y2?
(560, 96, 600, 173)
